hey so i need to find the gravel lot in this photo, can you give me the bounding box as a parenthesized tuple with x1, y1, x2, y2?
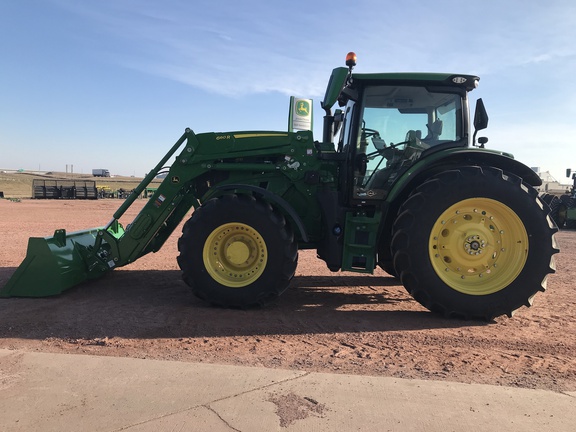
(1, 199, 574, 392)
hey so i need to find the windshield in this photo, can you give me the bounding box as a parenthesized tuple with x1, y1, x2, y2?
(353, 85, 463, 200)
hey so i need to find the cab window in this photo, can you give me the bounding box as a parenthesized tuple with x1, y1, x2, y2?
(353, 85, 462, 200)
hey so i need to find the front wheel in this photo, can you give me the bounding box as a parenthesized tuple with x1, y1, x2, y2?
(391, 166, 559, 320)
(177, 194, 298, 308)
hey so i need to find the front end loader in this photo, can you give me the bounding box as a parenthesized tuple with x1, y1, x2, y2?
(1, 53, 559, 320)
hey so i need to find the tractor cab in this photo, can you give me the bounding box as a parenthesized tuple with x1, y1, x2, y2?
(322, 52, 487, 202)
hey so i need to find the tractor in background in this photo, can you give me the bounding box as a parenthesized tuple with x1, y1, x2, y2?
(559, 169, 576, 228)
(542, 168, 576, 228)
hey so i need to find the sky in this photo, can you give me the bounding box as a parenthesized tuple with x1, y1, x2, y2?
(1, 0, 575, 182)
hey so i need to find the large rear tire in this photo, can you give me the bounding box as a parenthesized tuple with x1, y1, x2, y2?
(540, 193, 563, 228)
(391, 166, 558, 320)
(547, 195, 562, 228)
(560, 195, 576, 229)
(177, 194, 298, 308)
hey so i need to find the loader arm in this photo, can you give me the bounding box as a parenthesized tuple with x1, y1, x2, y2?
(1, 129, 209, 297)
(1, 128, 322, 297)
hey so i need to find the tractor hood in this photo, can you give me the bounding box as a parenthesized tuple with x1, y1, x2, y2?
(187, 130, 314, 158)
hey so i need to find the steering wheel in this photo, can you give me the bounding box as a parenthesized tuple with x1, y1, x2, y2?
(386, 131, 419, 150)
(362, 127, 380, 138)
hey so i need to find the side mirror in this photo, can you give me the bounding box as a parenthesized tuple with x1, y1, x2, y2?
(473, 98, 489, 131)
(567, 168, 572, 178)
(472, 98, 489, 147)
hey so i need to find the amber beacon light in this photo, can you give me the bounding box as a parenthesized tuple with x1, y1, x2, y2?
(345, 52, 357, 67)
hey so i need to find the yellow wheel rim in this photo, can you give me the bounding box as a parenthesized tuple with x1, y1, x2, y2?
(203, 223, 267, 288)
(429, 198, 528, 295)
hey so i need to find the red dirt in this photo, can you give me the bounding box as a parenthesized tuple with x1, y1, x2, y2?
(1, 199, 575, 393)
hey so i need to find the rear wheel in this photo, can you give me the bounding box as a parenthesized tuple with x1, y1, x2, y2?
(547, 195, 563, 228)
(560, 195, 576, 229)
(540, 193, 554, 205)
(391, 166, 558, 320)
(177, 194, 297, 307)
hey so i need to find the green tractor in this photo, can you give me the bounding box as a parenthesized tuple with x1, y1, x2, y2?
(1, 53, 559, 320)
(542, 168, 576, 228)
(558, 169, 576, 228)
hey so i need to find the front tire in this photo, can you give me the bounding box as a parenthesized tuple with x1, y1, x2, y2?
(177, 194, 298, 308)
(391, 166, 558, 320)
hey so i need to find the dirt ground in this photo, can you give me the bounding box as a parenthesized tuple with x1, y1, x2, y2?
(1, 199, 575, 393)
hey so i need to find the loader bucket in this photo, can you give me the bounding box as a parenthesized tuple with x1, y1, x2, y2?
(1, 131, 191, 298)
(1, 227, 119, 297)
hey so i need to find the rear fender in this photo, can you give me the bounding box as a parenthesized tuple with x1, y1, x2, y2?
(389, 149, 541, 206)
(378, 149, 543, 250)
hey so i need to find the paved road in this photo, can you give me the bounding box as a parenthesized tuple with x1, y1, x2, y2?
(1, 349, 574, 431)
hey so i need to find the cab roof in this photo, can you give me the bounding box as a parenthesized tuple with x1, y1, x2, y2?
(351, 72, 480, 92)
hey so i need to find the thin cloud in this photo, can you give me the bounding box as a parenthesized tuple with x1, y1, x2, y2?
(53, 0, 333, 97)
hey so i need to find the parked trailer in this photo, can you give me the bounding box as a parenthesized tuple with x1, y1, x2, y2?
(32, 179, 97, 200)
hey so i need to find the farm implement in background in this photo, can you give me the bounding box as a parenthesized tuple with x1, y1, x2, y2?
(32, 179, 97, 199)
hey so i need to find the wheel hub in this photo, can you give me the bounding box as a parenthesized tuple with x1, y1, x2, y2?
(226, 239, 251, 265)
(203, 223, 267, 288)
(429, 198, 528, 295)
(464, 235, 485, 255)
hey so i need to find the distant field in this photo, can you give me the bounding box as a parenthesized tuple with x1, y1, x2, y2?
(0, 172, 160, 198)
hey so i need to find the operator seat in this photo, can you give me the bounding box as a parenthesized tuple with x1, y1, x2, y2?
(424, 119, 443, 142)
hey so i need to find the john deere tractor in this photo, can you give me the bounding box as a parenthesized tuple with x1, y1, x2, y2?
(543, 168, 576, 228)
(559, 168, 576, 228)
(1, 53, 559, 320)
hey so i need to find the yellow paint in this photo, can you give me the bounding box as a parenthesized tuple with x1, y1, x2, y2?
(429, 198, 528, 295)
